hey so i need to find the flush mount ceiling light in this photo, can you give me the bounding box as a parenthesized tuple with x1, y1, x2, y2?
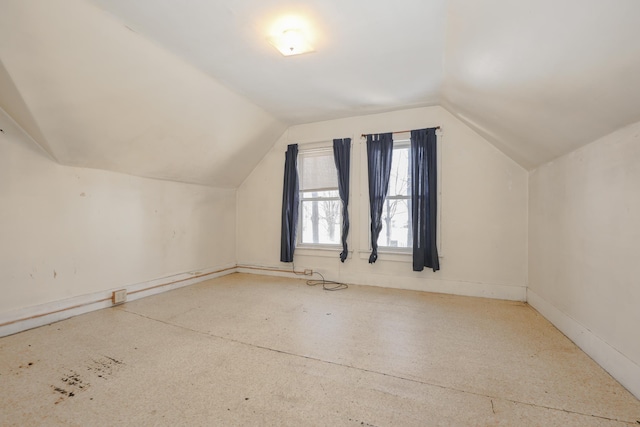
(269, 28, 314, 56)
(266, 14, 316, 57)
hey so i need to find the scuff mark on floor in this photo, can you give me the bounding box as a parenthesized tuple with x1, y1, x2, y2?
(103, 355, 123, 365)
(50, 356, 124, 405)
(348, 417, 378, 427)
(52, 370, 88, 404)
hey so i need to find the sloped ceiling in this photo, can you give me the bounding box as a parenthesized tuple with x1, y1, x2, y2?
(443, 0, 640, 168)
(2, 0, 640, 187)
(0, 0, 287, 187)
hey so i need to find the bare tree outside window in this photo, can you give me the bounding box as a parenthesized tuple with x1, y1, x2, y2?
(311, 194, 319, 243)
(379, 144, 412, 249)
(301, 191, 341, 244)
(298, 148, 341, 246)
(321, 199, 341, 242)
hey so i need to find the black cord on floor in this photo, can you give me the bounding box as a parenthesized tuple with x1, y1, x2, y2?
(292, 262, 348, 291)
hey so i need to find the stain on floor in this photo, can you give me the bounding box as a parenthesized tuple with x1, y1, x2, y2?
(49, 355, 124, 405)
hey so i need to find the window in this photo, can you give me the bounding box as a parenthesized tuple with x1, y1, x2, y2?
(298, 148, 341, 246)
(378, 141, 412, 249)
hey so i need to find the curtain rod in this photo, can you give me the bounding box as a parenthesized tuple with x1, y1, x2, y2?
(360, 126, 440, 139)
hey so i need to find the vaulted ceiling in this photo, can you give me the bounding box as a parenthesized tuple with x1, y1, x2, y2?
(2, 0, 640, 187)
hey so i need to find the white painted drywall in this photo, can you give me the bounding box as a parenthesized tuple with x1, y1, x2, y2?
(237, 106, 528, 299)
(0, 108, 236, 314)
(529, 120, 640, 397)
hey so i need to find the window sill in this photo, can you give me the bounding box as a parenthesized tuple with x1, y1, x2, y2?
(295, 246, 348, 258)
(357, 250, 444, 263)
(295, 247, 442, 263)
(358, 249, 411, 263)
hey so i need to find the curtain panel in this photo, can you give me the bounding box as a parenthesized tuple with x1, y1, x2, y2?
(410, 128, 440, 271)
(280, 144, 299, 263)
(333, 138, 351, 262)
(366, 133, 394, 263)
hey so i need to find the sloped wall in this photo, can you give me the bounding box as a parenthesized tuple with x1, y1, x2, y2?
(528, 120, 640, 398)
(237, 107, 528, 299)
(0, 0, 286, 188)
(0, 108, 236, 315)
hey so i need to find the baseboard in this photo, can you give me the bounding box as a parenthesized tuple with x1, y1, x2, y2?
(236, 264, 311, 280)
(0, 264, 236, 338)
(527, 288, 640, 400)
(237, 263, 526, 301)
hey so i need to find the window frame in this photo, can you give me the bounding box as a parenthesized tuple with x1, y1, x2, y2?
(358, 131, 442, 261)
(377, 139, 412, 252)
(296, 146, 343, 249)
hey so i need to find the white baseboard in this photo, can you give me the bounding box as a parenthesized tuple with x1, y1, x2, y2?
(236, 265, 311, 280)
(527, 289, 640, 400)
(0, 264, 236, 338)
(237, 264, 526, 301)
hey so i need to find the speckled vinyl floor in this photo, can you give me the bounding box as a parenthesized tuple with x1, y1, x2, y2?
(1, 273, 639, 426)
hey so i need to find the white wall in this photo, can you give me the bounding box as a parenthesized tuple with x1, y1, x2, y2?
(0, 108, 236, 315)
(528, 120, 640, 398)
(237, 107, 528, 300)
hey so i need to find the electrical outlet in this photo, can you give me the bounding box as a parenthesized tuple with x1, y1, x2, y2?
(112, 289, 127, 305)
(304, 269, 313, 276)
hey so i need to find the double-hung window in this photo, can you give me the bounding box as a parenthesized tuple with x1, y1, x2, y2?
(298, 148, 341, 246)
(378, 140, 412, 250)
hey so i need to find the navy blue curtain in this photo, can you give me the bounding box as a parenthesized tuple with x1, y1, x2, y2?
(280, 144, 299, 263)
(366, 133, 393, 263)
(410, 128, 439, 272)
(333, 138, 351, 262)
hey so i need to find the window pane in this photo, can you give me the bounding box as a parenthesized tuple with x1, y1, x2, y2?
(378, 144, 412, 248)
(378, 198, 412, 248)
(388, 146, 410, 197)
(301, 190, 339, 199)
(300, 152, 338, 191)
(298, 147, 341, 247)
(301, 199, 342, 245)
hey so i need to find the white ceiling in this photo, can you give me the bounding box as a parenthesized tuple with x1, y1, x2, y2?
(88, 0, 445, 123)
(1, 0, 640, 186)
(443, 0, 640, 168)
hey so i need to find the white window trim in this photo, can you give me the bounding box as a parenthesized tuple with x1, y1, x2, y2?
(296, 145, 344, 250)
(358, 130, 444, 260)
(296, 247, 352, 258)
(378, 140, 411, 250)
(357, 249, 411, 262)
(370, 138, 412, 251)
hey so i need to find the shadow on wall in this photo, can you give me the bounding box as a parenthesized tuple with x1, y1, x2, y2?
(0, 59, 56, 160)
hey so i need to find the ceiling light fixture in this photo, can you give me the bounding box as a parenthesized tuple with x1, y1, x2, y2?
(269, 28, 314, 56)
